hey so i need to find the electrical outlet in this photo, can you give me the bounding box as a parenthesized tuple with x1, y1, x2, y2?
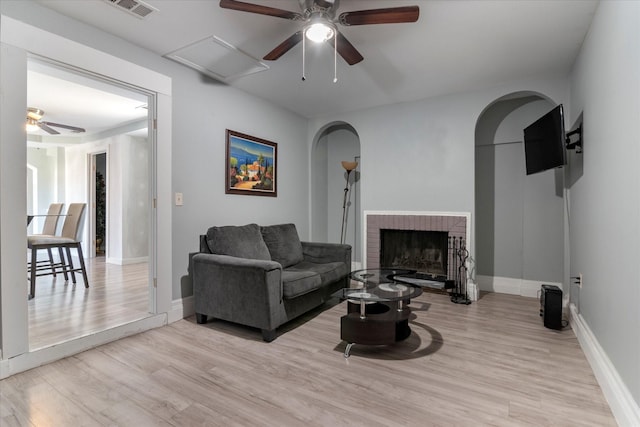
(175, 192, 183, 206)
(572, 274, 583, 288)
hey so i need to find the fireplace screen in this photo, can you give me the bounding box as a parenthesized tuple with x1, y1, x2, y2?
(380, 229, 448, 276)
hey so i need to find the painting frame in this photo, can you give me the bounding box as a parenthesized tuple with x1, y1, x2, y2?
(225, 129, 277, 197)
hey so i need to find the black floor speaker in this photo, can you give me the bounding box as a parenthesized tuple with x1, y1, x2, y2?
(540, 284, 562, 330)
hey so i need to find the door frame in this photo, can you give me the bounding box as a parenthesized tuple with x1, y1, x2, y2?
(89, 150, 108, 258)
(0, 15, 173, 375)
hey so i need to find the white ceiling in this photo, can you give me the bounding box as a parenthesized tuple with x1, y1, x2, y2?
(31, 0, 598, 120)
(27, 60, 149, 141)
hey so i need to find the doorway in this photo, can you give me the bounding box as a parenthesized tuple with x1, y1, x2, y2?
(311, 122, 361, 267)
(0, 18, 173, 374)
(26, 58, 154, 350)
(474, 92, 564, 297)
(93, 152, 107, 257)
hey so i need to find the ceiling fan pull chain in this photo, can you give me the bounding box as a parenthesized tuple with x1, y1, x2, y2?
(333, 37, 338, 83)
(302, 35, 306, 81)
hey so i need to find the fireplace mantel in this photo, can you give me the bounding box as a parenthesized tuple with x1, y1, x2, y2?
(363, 210, 477, 300)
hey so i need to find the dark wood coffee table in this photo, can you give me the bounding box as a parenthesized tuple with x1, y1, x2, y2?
(334, 268, 422, 357)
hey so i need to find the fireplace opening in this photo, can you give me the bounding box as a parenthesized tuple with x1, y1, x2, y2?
(380, 229, 448, 276)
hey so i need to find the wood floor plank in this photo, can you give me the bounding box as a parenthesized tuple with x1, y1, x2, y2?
(27, 256, 149, 349)
(3, 290, 617, 426)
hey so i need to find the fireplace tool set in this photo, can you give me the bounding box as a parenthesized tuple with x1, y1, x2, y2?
(449, 237, 472, 305)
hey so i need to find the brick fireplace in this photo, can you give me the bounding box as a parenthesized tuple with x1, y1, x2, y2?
(364, 211, 477, 300)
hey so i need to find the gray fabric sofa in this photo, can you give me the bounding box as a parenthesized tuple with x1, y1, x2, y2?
(192, 223, 351, 341)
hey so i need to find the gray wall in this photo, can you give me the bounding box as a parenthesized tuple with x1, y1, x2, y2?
(311, 132, 329, 242)
(568, 0, 640, 405)
(475, 98, 564, 284)
(0, 40, 29, 357)
(170, 73, 309, 298)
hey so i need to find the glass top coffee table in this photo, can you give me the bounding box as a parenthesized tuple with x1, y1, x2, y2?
(334, 268, 423, 358)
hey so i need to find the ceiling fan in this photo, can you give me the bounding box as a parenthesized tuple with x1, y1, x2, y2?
(219, 0, 420, 65)
(26, 107, 86, 135)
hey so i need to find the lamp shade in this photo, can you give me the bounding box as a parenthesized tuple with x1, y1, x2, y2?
(341, 161, 358, 172)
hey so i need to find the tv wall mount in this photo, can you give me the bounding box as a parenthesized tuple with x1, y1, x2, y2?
(565, 124, 582, 153)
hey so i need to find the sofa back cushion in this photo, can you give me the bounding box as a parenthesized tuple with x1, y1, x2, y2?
(260, 223, 304, 268)
(206, 224, 271, 260)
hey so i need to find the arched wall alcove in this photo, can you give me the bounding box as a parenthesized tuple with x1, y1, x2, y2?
(311, 121, 361, 266)
(474, 91, 565, 296)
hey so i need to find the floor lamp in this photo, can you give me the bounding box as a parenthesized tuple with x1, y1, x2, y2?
(340, 161, 358, 245)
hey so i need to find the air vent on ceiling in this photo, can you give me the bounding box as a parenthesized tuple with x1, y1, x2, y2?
(104, 0, 157, 19)
(164, 36, 269, 82)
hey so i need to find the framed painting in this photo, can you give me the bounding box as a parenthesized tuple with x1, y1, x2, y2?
(225, 129, 277, 197)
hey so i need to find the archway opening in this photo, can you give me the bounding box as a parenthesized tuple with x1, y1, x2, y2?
(311, 122, 361, 268)
(474, 92, 564, 297)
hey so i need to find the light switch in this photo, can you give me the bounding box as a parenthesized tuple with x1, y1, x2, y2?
(175, 192, 183, 206)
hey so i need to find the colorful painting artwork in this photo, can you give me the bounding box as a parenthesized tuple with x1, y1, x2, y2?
(225, 130, 277, 197)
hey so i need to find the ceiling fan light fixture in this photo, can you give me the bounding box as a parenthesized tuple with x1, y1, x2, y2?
(26, 117, 40, 132)
(305, 22, 334, 43)
(220, 0, 419, 67)
(27, 107, 44, 121)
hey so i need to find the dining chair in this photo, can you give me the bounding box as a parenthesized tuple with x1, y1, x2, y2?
(27, 203, 64, 278)
(27, 203, 89, 299)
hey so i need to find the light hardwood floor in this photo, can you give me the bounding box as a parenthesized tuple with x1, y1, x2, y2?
(4, 290, 616, 426)
(28, 256, 150, 350)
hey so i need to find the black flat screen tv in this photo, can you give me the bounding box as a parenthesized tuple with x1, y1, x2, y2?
(523, 104, 566, 175)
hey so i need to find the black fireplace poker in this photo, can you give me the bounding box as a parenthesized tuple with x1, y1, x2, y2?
(451, 244, 472, 305)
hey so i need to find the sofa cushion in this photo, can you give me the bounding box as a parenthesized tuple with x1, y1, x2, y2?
(291, 260, 349, 286)
(260, 223, 304, 268)
(281, 269, 322, 299)
(206, 224, 271, 261)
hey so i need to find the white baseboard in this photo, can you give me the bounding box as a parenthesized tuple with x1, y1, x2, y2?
(477, 275, 563, 298)
(106, 256, 149, 265)
(0, 314, 166, 380)
(569, 303, 640, 427)
(168, 295, 194, 323)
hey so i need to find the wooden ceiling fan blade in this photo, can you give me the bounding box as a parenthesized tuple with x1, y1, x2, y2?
(38, 122, 60, 135)
(329, 31, 363, 66)
(41, 121, 86, 133)
(219, 0, 302, 20)
(263, 31, 303, 61)
(339, 6, 419, 26)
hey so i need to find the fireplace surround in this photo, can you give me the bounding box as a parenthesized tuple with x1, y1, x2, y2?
(364, 211, 477, 300)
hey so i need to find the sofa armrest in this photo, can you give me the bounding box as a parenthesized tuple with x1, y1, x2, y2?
(301, 241, 351, 266)
(192, 253, 284, 330)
